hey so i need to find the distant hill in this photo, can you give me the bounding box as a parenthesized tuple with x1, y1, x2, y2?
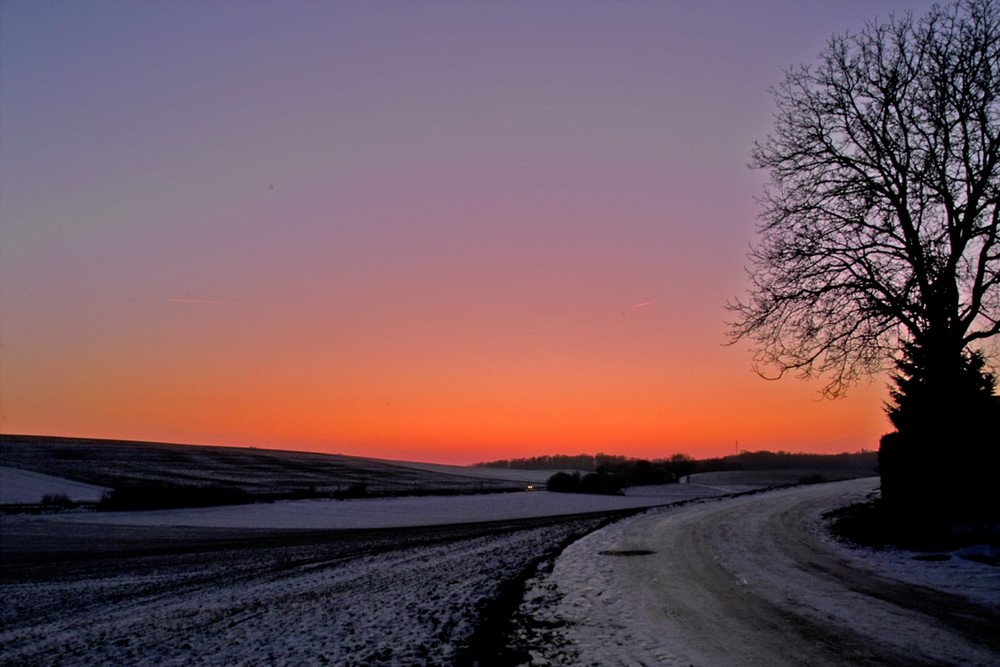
(0, 435, 520, 508)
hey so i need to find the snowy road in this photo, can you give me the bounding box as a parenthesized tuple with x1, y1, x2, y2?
(516, 478, 1000, 666)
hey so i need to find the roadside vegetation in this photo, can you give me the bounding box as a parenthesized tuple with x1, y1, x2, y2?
(826, 492, 1000, 556)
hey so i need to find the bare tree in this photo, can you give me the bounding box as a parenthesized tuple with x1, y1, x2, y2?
(728, 0, 1000, 402)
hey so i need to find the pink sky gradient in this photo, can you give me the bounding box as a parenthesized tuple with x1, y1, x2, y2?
(1, 1, 943, 464)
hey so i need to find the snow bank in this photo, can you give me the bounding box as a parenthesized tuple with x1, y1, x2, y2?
(810, 488, 1000, 609)
(512, 508, 665, 666)
(0, 466, 109, 504)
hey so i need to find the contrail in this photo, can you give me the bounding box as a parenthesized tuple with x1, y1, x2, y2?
(169, 298, 248, 305)
(631, 300, 657, 309)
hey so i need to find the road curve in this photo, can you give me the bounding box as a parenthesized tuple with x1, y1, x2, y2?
(519, 478, 999, 666)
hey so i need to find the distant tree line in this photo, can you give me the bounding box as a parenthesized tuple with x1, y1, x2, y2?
(695, 450, 877, 473)
(474, 453, 636, 471)
(496, 450, 879, 496)
(478, 450, 876, 474)
(99, 484, 251, 510)
(546, 457, 686, 495)
(547, 472, 626, 494)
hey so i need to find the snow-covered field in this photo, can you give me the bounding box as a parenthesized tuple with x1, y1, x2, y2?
(19, 485, 726, 530)
(4, 475, 996, 666)
(1, 516, 608, 666)
(1, 472, 727, 666)
(0, 466, 109, 504)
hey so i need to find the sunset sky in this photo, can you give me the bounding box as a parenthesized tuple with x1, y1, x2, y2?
(1, 1, 942, 464)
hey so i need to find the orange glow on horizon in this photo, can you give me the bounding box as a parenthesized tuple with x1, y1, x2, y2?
(0, 274, 894, 465)
(0, 266, 895, 465)
(2, 340, 891, 466)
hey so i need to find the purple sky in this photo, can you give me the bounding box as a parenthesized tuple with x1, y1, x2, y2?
(0, 1, 940, 463)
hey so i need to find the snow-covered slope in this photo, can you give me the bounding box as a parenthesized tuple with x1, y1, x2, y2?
(0, 467, 109, 504)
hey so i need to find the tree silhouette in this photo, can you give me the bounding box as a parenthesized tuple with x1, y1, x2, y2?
(887, 342, 995, 435)
(728, 0, 1000, 522)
